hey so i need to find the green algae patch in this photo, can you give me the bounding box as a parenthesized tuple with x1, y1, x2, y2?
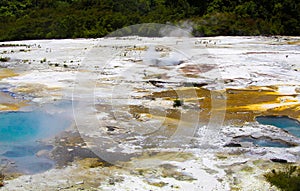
(264, 165, 300, 191)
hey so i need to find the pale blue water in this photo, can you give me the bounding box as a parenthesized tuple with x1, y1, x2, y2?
(0, 111, 70, 142)
(0, 144, 55, 174)
(238, 136, 290, 148)
(256, 116, 300, 138)
(0, 106, 72, 174)
(236, 116, 300, 148)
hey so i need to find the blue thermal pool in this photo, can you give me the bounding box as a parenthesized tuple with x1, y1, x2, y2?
(237, 136, 291, 148)
(256, 116, 300, 138)
(0, 109, 72, 174)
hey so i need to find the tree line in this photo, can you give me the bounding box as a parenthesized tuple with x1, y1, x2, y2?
(0, 0, 299, 41)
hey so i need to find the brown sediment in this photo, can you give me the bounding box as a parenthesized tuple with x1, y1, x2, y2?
(130, 86, 300, 126)
(179, 64, 217, 78)
(11, 83, 62, 99)
(121, 151, 195, 169)
(125, 46, 147, 51)
(0, 91, 28, 111)
(77, 158, 109, 169)
(13, 84, 61, 94)
(51, 130, 113, 168)
(143, 151, 194, 162)
(245, 52, 280, 54)
(0, 69, 18, 80)
(0, 83, 59, 112)
(0, 172, 22, 188)
(143, 73, 170, 80)
(287, 40, 300, 45)
(0, 103, 21, 111)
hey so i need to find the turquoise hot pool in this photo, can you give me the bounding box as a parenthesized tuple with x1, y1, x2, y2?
(0, 104, 72, 174)
(237, 116, 300, 148)
(256, 116, 300, 138)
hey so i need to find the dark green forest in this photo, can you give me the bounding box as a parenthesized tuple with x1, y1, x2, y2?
(0, 0, 299, 41)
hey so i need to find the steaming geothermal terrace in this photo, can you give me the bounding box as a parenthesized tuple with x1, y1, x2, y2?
(0, 36, 300, 190)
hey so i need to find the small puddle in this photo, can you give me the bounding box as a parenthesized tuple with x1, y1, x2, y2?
(236, 136, 292, 148)
(0, 102, 73, 174)
(256, 116, 300, 137)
